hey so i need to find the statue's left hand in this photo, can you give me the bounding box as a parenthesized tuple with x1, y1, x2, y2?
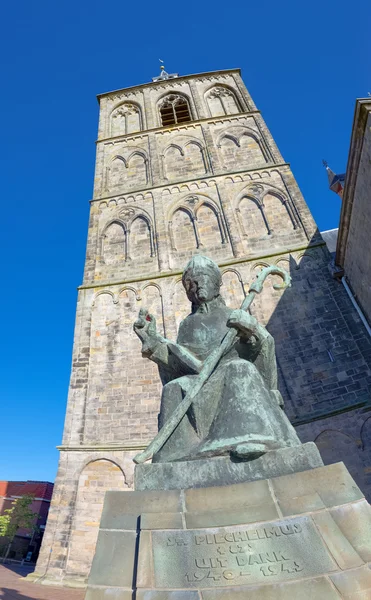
(227, 310, 258, 338)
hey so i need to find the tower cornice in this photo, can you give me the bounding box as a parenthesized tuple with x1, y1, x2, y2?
(97, 68, 242, 103)
(78, 239, 326, 291)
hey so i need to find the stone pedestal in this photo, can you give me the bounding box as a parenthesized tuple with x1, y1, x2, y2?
(84, 462, 371, 599)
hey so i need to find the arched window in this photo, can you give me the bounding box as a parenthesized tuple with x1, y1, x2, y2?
(196, 204, 224, 248)
(109, 156, 127, 189)
(263, 193, 295, 232)
(103, 222, 127, 264)
(110, 103, 141, 136)
(159, 95, 191, 126)
(163, 140, 207, 180)
(171, 208, 197, 252)
(205, 86, 240, 117)
(238, 196, 268, 239)
(222, 270, 245, 309)
(130, 216, 153, 259)
(219, 132, 266, 170)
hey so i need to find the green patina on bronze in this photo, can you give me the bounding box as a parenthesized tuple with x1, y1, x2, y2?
(133, 256, 301, 464)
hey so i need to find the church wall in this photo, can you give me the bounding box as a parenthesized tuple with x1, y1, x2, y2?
(35, 69, 371, 587)
(343, 112, 371, 326)
(65, 459, 128, 579)
(297, 408, 371, 505)
(92, 115, 286, 203)
(34, 450, 136, 586)
(86, 165, 319, 286)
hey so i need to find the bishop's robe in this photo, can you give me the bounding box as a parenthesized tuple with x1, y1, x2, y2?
(148, 296, 300, 463)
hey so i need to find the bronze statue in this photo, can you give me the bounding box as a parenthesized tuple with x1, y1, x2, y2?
(134, 255, 301, 464)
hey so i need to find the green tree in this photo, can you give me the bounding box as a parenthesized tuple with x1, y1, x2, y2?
(0, 495, 37, 560)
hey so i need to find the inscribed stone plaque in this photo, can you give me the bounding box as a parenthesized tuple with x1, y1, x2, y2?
(151, 516, 337, 589)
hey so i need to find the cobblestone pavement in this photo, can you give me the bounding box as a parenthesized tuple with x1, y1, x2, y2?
(0, 565, 85, 600)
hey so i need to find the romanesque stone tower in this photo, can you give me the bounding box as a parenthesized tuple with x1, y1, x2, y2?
(34, 68, 371, 587)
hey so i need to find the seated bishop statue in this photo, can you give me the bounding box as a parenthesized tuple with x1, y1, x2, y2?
(134, 255, 301, 463)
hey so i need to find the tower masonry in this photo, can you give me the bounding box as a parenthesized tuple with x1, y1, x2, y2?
(33, 68, 371, 587)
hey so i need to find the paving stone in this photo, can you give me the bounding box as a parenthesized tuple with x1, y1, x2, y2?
(88, 530, 137, 587)
(141, 512, 184, 530)
(184, 478, 271, 512)
(137, 530, 153, 588)
(312, 511, 364, 570)
(199, 576, 341, 599)
(330, 564, 371, 596)
(277, 491, 325, 516)
(100, 490, 182, 530)
(329, 501, 371, 562)
(184, 503, 279, 528)
(271, 462, 364, 508)
(136, 593, 200, 600)
(85, 588, 132, 600)
(342, 592, 371, 600)
(0, 564, 85, 600)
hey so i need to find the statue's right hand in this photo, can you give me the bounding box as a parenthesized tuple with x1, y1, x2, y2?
(134, 308, 157, 334)
(133, 308, 158, 356)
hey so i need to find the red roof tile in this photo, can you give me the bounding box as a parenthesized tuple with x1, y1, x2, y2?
(0, 481, 53, 501)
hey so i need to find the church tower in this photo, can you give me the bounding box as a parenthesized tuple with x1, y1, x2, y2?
(33, 68, 371, 587)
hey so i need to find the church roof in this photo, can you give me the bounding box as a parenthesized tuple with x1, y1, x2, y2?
(321, 228, 339, 255)
(323, 161, 345, 196)
(0, 480, 54, 501)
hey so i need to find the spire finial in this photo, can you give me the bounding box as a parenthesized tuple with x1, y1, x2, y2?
(322, 160, 345, 198)
(152, 60, 179, 82)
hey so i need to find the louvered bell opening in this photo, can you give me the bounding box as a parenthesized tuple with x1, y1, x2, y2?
(175, 101, 191, 123)
(160, 105, 176, 126)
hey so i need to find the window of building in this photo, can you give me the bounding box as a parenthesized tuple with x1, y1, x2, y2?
(159, 95, 191, 126)
(111, 103, 142, 136)
(205, 86, 241, 117)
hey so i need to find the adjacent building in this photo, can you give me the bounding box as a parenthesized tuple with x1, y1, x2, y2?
(335, 98, 371, 328)
(0, 480, 53, 562)
(321, 228, 339, 259)
(32, 68, 371, 587)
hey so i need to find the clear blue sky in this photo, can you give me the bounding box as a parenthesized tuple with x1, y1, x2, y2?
(0, 0, 369, 482)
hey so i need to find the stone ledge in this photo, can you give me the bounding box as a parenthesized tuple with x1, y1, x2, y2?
(79, 241, 326, 290)
(57, 443, 147, 452)
(25, 574, 87, 589)
(135, 442, 323, 491)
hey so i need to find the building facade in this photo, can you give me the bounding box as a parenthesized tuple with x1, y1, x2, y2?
(33, 69, 371, 587)
(335, 98, 371, 327)
(0, 481, 53, 562)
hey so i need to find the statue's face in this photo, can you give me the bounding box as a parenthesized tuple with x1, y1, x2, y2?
(183, 268, 220, 305)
